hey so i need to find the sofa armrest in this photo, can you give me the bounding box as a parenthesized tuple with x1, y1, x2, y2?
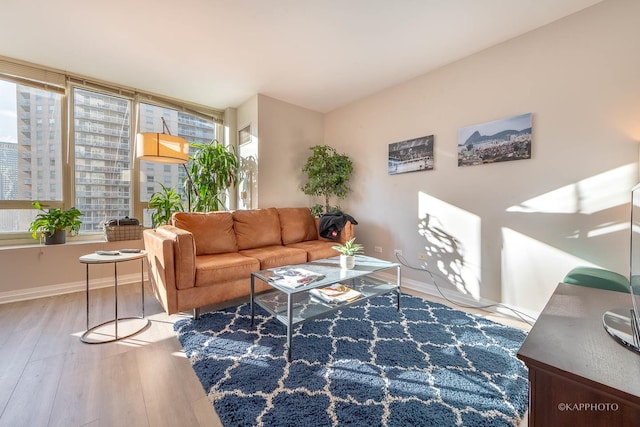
(338, 220, 355, 245)
(143, 225, 196, 315)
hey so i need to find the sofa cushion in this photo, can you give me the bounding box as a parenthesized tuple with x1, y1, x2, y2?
(233, 208, 282, 250)
(194, 253, 260, 287)
(173, 212, 238, 256)
(277, 207, 318, 245)
(239, 245, 308, 270)
(286, 240, 339, 262)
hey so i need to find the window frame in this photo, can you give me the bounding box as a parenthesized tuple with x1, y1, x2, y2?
(0, 56, 225, 244)
(69, 83, 135, 234)
(0, 74, 68, 243)
(133, 97, 222, 225)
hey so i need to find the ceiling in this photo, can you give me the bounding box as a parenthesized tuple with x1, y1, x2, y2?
(1, 0, 603, 113)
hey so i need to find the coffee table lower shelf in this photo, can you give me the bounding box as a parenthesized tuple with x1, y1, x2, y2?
(251, 275, 400, 361)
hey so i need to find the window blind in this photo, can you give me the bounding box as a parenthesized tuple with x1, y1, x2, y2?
(0, 55, 224, 124)
(0, 57, 66, 93)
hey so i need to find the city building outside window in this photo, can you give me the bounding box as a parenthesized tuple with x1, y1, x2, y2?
(72, 87, 132, 233)
(0, 78, 63, 234)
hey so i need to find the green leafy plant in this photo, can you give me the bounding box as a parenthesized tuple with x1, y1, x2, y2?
(301, 145, 353, 217)
(188, 140, 239, 212)
(309, 204, 325, 218)
(28, 201, 83, 240)
(332, 237, 364, 256)
(149, 183, 184, 227)
(310, 204, 343, 218)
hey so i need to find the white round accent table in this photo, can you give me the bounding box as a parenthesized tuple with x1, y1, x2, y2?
(79, 250, 150, 344)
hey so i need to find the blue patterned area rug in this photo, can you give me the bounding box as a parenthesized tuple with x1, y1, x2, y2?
(174, 294, 529, 427)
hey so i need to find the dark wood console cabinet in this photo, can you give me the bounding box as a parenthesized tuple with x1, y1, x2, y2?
(517, 283, 640, 426)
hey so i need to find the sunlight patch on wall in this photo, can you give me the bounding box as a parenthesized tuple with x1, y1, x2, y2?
(586, 221, 629, 238)
(418, 192, 481, 299)
(502, 227, 600, 313)
(507, 163, 637, 214)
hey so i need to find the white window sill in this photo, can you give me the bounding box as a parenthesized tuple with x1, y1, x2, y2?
(0, 233, 144, 250)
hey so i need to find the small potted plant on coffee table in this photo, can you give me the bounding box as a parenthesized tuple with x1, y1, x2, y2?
(332, 237, 364, 269)
(28, 201, 83, 245)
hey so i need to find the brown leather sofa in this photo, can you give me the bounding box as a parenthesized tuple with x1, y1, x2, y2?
(143, 207, 354, 317)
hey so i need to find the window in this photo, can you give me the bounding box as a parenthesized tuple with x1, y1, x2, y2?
(138, 102, 217, 226)
(73, 87, 131, 233)
(0, 78, 63, 233)
(238, 125, 258, 210)
(0, 57, 223, 241)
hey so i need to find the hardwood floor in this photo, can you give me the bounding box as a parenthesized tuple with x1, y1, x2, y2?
(0, 282, 222, 427)
(0, 282, 530, 427)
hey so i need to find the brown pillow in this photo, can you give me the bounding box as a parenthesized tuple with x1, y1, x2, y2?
(277, 207, 318, 244)
(172, 212, 238, 255)
(232, 208, 282, 250)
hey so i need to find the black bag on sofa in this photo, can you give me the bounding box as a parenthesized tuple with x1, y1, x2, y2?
(319, 212, 358, 240)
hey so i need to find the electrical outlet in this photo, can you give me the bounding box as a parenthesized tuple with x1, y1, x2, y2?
(374, 246, 383, 253)
(418, 253, 429, 260)
(393, 249, 403, 257)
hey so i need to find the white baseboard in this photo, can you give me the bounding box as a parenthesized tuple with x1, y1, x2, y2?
(2, 269, 540, 322)
(377, 271, 539, 322)
(0, 273, 147, 305)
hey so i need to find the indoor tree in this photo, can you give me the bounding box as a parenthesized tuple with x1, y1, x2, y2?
(188, 140, 239, 212)
(301, 145, 353, 216)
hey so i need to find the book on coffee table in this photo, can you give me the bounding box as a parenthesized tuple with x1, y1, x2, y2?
(309, 283, 361, 304)
(269, 267, 325, 288)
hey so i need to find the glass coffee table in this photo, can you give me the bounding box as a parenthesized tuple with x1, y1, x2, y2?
(250, 255, 401, 361)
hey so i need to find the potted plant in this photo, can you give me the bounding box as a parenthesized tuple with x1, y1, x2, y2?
(301, 145, 354, 217)
(149, 183, 184, 227)
(332, 237, 364, 269)
(188, 140, 239, 212)
(28, 201, 83, 245)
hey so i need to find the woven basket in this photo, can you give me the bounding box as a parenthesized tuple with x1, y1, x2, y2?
(104, 224, 143, 242)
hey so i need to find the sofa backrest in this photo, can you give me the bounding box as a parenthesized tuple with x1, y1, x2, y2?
(232, 208, 282, 250)
(172, 211, 238, 255)
(277, 207, 318, 245)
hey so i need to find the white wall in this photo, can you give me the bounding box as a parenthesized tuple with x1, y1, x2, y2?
(237, 95, 258, 141)
(237, 96, 259, 209)
(256, 94, 325, 208)
(0, 239, 145, 303)
(323, 0, 640, 313)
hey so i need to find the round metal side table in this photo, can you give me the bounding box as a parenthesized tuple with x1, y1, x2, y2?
(79, 250, 150, 344)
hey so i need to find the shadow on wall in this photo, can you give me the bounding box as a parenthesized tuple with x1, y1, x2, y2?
(417, 192, 482, 299)
(417, 213, 473, 297)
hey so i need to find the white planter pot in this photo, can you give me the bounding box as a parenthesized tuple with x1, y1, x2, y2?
(340, 255, 355, 270)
